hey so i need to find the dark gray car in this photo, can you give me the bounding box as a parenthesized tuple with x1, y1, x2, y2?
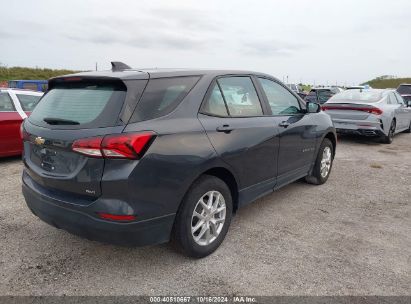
(22, 63, 337, 257)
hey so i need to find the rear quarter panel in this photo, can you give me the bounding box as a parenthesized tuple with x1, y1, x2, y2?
(104, 117, 231, 220)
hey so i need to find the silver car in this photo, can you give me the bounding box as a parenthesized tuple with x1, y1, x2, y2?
(322, 89, 411, 144)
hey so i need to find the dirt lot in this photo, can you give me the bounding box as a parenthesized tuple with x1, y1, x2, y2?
(0, 134, 410, 296)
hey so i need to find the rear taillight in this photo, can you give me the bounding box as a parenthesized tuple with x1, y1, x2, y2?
(72, 137, 103, 157)
(322, 105, 383, 115)
(20, 121, 30, 140)
(72, 132, 155, 159)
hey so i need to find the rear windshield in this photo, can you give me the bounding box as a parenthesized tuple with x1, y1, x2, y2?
(29, 80, 126, 128)
(317, 90, 334, 104)
(16, 94, 41, 111)
(327, 90, 383, 103)
(397, 85, 411, 95)
(130, 76, 199, 122)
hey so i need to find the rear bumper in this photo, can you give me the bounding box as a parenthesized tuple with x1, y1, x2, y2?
(22, 180, 175, 247)
(336, 128, 384, 137)
(332, 118, 385, 137)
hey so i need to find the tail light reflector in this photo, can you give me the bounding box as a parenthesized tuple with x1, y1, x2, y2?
(20, 122, 30, 140)
(322, 105, 383, 115)
(97, 213, 136, 222)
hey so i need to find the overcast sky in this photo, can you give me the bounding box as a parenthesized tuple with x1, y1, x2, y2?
(1, 0, 410, 85)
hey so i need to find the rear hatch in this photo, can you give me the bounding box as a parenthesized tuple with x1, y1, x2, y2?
(22, 76, 147, 203)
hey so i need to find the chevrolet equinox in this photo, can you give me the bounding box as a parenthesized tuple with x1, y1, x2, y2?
(22, 62, 337, 258)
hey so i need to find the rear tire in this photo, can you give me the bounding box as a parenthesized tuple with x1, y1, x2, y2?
(405, 120, 411, 133)
(381, 119, 396, 144)
(172, 175, 233, 258)
(305, 138, 334, 185)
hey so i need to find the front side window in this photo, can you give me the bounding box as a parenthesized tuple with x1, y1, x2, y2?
(131, 76, 200, 122)
(258, 78, 301, 115)
(0, 93, 15, 112)
(16, 94, 41, 111)
(217, 77, 263, 117)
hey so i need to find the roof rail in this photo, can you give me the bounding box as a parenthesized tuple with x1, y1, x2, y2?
(111, 61, 131, 71)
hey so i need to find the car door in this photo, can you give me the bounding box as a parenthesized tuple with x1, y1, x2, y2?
(198, 76, 280, 205)
(393, 92, 411, 130)
(0, 92, 24, 156)
(256, 77, 318, 188)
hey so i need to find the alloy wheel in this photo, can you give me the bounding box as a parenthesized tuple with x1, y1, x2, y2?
(320, 146, 332, 178)
(191, 191, 226, 246)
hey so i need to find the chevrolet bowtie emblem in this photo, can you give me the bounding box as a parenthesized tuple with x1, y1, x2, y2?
(34, 137, 45, 145)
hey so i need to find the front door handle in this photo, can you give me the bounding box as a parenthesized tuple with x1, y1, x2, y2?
(279, 121, 290, 128)
(216, 124, 234, 133)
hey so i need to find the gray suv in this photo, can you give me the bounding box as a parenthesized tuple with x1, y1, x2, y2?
(22, 62, 336, 257)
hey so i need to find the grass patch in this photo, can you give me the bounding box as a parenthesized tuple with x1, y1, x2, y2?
(0, 66, 79, 81)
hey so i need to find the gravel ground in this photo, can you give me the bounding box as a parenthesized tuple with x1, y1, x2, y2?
(0, 133, 410, 296)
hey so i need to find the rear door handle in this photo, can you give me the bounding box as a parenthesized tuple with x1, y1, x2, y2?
(279, 121, 290, 128)
(216, 124, 234, 133)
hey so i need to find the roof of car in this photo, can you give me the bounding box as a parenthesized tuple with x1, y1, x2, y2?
(52, 68, 274, 81)
(0, 88, 43, 95)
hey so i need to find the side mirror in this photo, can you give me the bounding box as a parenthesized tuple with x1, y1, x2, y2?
(307, 102, 321, 113)
(407, 100, 411, 107)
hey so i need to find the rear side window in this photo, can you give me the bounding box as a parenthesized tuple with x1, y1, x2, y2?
(16, 94, 41, 111)
(130, 76, 200, 122)
(218, 77, 263, 117)
(202, 84, 228, 117)
(29, 80, 127, 128)
(0, 93, 15, 112)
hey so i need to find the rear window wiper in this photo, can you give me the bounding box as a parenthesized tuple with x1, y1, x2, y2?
(43, 117, 80, 125)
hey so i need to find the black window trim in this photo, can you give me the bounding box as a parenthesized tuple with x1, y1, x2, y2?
(255, 76, 306, 117)
(199, 74, 270, 118)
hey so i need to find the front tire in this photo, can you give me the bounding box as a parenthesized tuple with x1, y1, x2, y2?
(305, 138, 334, 185)
(172, 175, 233, 258)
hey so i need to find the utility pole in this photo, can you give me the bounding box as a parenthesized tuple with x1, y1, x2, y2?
(95, 62, 98, 71)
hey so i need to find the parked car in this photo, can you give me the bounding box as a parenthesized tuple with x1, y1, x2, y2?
(322, 89, 411, 143)
(305, 88, 336, 104)
(346, 85, 372, 90)
(21, 63, 337, 257)
(286, 83, 300, 93)
(0, 88, 43, 157)
(397, 84, 411, 106)
(8, 80, 48, 92)
(297, 92, 308, 99)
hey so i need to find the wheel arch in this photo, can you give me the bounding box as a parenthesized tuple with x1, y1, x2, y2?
(323, 131, 337, 158)
(187, 166, 240, 214)
(202, 167, 239, 213)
